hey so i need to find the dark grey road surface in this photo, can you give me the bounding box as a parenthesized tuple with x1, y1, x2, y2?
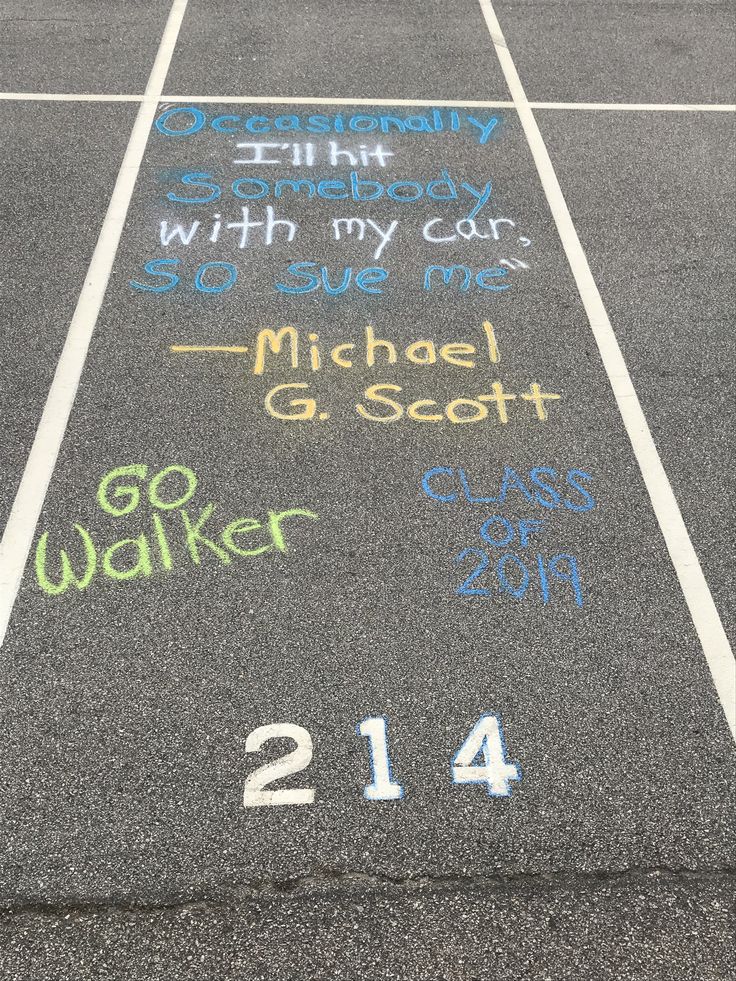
(0, 2, 169, 94)
(0, 2, 734, 979)
(0, 103, 135, 529)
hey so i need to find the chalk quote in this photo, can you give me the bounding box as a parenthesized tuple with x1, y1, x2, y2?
(130, 106, 532, 298)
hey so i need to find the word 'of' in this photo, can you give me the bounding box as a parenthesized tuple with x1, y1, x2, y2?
(243, 713, 520, 807)
(35, 465, 319, 597)
(155, 107, 501, 145)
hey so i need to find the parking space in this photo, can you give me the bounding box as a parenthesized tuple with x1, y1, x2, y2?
(2, 93, 734, 938)
(537, 109, 736, 647)
(164, 0, 512, 100)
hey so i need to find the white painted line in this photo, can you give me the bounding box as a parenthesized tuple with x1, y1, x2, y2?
(0, 0, 189, 647)
(477, 0, 736, 741)
(0, 92, 734, 112)
(163, 95, 735, 112)
(160, 95, 516, 108)
(530, 101, 736, 113)
(0, 92, 145, 102)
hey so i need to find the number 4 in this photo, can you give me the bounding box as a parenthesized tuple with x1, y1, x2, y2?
(451, 714, 521, 797)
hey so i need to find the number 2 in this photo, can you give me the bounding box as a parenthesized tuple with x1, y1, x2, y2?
(243, 723, 314, 807)
(454, 547, 490, 596)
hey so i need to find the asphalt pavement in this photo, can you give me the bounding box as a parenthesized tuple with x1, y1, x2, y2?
(0, 2, 734, 979)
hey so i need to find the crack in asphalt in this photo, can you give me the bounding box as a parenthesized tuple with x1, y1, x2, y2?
(1, 866, 734, 921)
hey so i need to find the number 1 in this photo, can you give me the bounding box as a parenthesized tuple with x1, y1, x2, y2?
(357, 716, 404, 800)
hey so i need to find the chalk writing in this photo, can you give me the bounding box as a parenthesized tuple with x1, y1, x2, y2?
(155, 107, 501, 144)
(154, 208, 526, 258)
(35, 465, 319, 597)
(171, 322, 562, 427)
(275, 263, 390, 296)
(331, 217, 398, 259)
(419, 465, 594, 608)
(131, 105, 534, 298)
(454, 547, 584, 606)
(162, 170, 494, 219)
(420, 465, 595, 510)
(233, 140, 395, 167)
(131, 258, 239, 294)
(157, 206, 297, 248)
(423, 216, 521, 242)
(174, 320, 500, 373)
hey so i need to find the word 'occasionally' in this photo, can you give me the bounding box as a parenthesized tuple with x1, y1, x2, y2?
(155, 106, 501, 145)
(35, 465, 319, 597)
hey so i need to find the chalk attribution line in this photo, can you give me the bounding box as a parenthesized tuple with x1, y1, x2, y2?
(477, 0, 736, 740)
(0, 0, 190, 646)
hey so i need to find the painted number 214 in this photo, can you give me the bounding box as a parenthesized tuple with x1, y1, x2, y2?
(242, 714, 521, 807)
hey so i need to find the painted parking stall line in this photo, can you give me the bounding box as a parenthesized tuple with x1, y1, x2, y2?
(0, 93, 146, 103)
(528, 101, 736, 112)
(2, 92, 734, 112)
